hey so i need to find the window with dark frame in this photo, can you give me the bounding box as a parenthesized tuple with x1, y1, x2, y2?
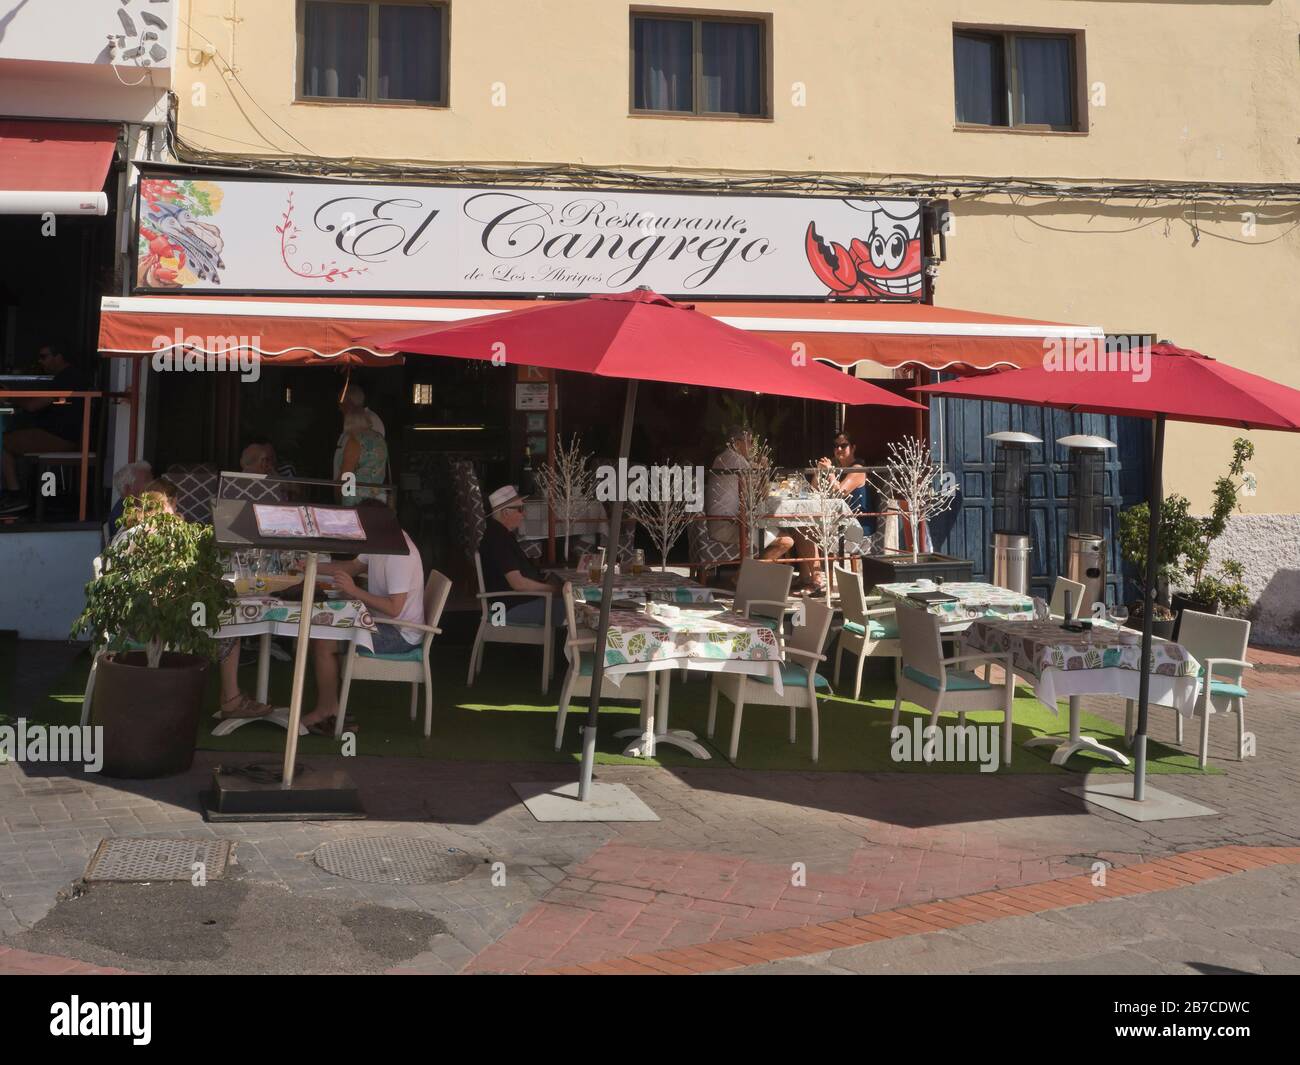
(632, 11, 767, 117)
(953, 28, 1079, 131)
(300, 0, 448, 106)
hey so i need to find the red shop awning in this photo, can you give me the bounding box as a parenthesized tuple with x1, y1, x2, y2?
(97, 294, 1103, 370)
(0, 120, 118, 216)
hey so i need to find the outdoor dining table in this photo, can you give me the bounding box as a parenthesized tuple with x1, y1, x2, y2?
(961, 617, 1201, 766)
(755, 491, 852, 530)
(551, 567, 714, 604)
(577, 601, 783, 759)
(210, 594, 378, 737)
(875, 580, 1038, 631)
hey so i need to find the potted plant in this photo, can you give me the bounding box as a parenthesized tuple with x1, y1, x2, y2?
(861, 436, 972, 588)
(71, 497, 234, 778)
(1117, 494, 1199, 639)
(1172, 438, 1255, 618)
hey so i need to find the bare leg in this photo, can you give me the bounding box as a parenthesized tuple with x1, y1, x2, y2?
(760, 534, 793, 562)
(219, 639, 242, 702)
(304, 640, 341, 725)
(790, 530, 822, 585)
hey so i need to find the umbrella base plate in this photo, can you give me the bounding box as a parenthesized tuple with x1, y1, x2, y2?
(512, 781, 659, 822)
(1062, 780, 1218, 822)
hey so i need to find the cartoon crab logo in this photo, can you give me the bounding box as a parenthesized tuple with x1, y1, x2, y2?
(805, 199, 923, 299)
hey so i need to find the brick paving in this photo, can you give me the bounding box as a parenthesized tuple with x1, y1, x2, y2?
(1, 641, 1297, 974)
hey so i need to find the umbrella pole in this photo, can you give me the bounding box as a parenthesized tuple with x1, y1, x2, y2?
(579, 380, 639, 801)
(1133, 413, 1166, 802)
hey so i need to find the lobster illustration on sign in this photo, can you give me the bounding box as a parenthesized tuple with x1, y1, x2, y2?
(805, 199, 923, 299)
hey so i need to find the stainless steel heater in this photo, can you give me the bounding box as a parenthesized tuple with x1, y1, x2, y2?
(988, 431, 1041, 594)
(1058, 434, 1116, 614)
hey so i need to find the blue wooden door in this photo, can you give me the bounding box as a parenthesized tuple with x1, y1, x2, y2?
(928, 395, 1150, 605)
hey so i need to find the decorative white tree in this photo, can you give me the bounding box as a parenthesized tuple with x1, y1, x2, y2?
(735, 433, 775, 557)
(628, 463, 692, 571)
(867, 436, 958, 563)
(794, 461, 856, 601)
(532, 434, 595, 561)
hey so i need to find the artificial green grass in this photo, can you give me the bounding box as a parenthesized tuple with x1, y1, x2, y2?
(24, 643, 1220, 776)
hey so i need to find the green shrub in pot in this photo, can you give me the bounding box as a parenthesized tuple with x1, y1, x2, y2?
(1118, 494, 1199, 619)
(72, 496, 233, 664)
(70, 496, 235, 778)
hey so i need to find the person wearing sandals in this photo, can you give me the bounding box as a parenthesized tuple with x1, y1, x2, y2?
(302, 497, 424, 735)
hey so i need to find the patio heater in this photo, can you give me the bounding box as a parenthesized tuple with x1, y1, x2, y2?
(1058, 434, 1116, 614)
(988, 431, 1041, 594)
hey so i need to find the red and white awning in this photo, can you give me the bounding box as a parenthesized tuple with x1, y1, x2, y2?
(0, 120, 118, 216)
(98, 294, 1104, 370)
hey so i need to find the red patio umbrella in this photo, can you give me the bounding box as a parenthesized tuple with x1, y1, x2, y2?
(365, 288, 922, 800)
(914, 342, 1300, 801)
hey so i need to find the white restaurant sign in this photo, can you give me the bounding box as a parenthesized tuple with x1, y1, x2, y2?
(136, 175, 924, 300)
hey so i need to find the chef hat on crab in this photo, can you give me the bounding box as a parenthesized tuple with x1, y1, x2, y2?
(841, 199, 921, 238)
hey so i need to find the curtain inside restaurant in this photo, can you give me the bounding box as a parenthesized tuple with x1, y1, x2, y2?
(303, 1, 368, 99)
(378, 3, 443, 102)
(701, 21, 761, 115)
(953, 32, 1006, 125)
(1015, 36, 1073, 127)
(634, 17, 693, 111)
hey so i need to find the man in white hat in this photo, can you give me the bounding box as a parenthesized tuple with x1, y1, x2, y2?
(481, 485, 559, 625)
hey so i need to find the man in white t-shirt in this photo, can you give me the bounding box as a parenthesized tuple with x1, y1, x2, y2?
(304, 498, 423, 734)
(332, 383, 386, 481)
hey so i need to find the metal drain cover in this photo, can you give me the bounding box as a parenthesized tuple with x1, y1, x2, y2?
(85, 838, 232, 883)
(313, 837, 479, 885)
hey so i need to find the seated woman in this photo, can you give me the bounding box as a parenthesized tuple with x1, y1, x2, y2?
(338, 410, 389, 506)
(817, 432, 875, 558)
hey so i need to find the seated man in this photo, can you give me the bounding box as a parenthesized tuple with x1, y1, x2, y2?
(1, 345, 90, 514)
(480, 485, 560, 625)
(108, 461, 154, 536)
(303, 497, 425, 734)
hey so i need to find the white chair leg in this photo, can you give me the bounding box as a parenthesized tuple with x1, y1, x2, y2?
(958, 711, 967, 729)
(707, 680, 719, 737)
(1175, 705, 1184, 745)
(1003, 683, 1014, 766)
(728, 679, 747, 761)
(409, 683, 418, 722)
(853, 652, 867, 702)
(788, 705, 796, 744)
(555, 669, 574, 750)
(541, 629, 553, 693)
(1236, 698, 1246, 760)
(810, 698, 820, 763)
(467, 626, 485, 685)
(1198, 698, 1212, 769)
(335, 646, 357, 739)
(81, 650, 100, 727)
(834, 642, 843, 685)
(891, 689, 902, 730)
(423, 664, 434, 739)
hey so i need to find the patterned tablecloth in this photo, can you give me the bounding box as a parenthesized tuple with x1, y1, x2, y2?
(577, 604, 782, 688)
(876, 581, 1038, 624)
(755, 494, 852, 531)
(962, 618, 1202, 715)
(554, 568, 714, 604)
(215, 596, 378, 652)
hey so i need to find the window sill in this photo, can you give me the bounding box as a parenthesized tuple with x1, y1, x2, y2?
(629, 110, 773, 123)
(293, 98, 450, 111)
(953, 123, 1087, 136)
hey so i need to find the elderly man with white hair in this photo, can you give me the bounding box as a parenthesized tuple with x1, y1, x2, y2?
(108, 461, 153, 535)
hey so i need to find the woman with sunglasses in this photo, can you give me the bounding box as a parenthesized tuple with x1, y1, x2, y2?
(818, 433, 876, 537)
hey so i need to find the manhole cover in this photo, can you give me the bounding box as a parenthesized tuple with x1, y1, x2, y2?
(313, 837, 479, 885)
(85, 838, 232, 883)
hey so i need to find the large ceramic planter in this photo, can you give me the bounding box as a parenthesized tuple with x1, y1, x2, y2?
(859, 553, 975, 591)
(1125, 610, 1177, 642)
(90, 652, 209, 778)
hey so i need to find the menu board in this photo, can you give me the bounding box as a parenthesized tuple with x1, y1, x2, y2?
(253, 504, 365, 541)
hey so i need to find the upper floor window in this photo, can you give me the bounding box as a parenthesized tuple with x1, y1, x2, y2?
(631, 11, 768, 118)
(299, 0, 448, 106)
(953, 29, 1080, 131)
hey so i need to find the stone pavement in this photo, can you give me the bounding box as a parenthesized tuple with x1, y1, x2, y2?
(1, 641, 1297, 974)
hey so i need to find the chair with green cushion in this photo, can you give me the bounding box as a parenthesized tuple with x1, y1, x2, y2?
(707, 599, 834, 763)
(554, 582, 656, 750)
(1126, 608, 1252, 768)
(832, 565, 901, 701)
(892, 601, 1015, 766)
(336, 569, 451, 739)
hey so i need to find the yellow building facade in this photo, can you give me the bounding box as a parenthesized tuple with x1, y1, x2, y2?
(168, 0, 1300, 637)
